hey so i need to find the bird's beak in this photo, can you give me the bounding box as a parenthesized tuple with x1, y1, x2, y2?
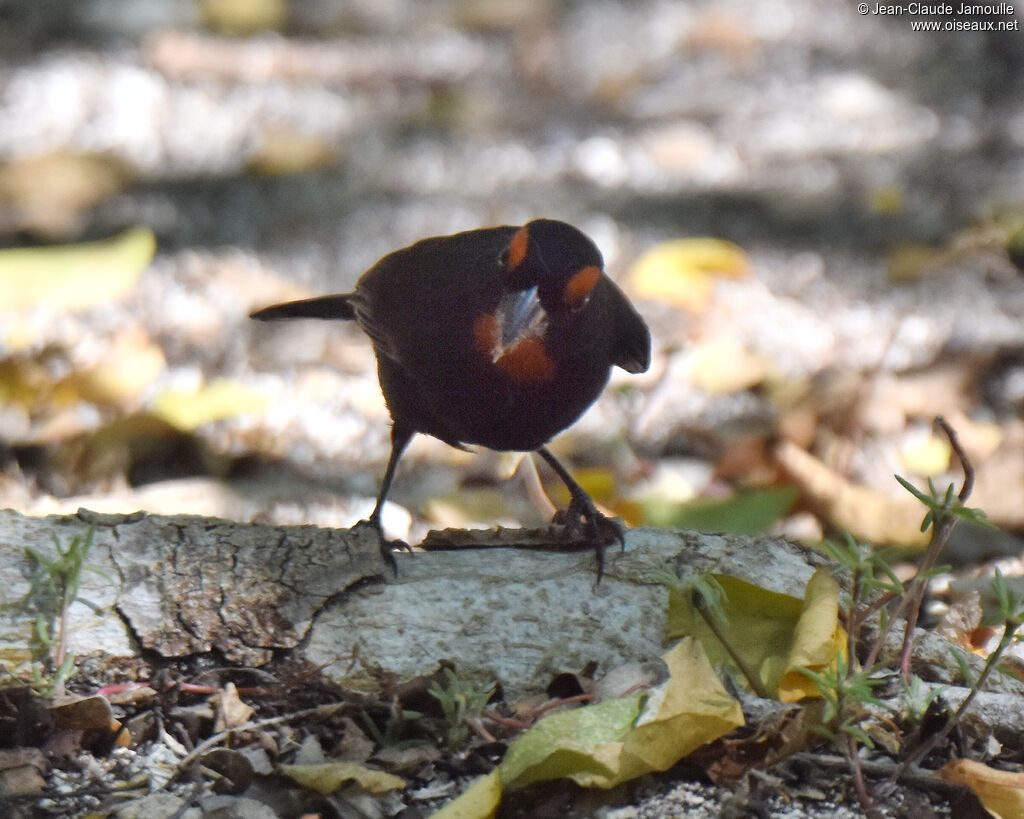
(497, 286, 545, 347)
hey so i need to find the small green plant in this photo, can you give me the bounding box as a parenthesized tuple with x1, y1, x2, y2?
(428, 667, 496, 750)
(358, 701, 426, 751)
(894, 567, 1024, 776)
(795, 417, 1003, 815)
(796, 653, 887, 749)
(894, 474, 993, 532)
(20, 526, 110, 697)
(655, 418, 1010, 817)
(900, 673, 947, 729)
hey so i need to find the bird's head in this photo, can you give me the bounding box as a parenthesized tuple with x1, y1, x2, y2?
(472, 220, 606, 383)
(499, 219, 604, 313)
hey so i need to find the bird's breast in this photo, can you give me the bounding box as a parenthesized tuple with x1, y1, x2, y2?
(471, 294, 558, 385)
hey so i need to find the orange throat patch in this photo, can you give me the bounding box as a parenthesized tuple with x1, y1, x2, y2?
(472, 313, 556, 384)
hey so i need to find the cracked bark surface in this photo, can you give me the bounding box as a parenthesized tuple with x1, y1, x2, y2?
(109, 512, 384, 664)
(5, 507, 1019, 701)
(2, 508, 384, 667)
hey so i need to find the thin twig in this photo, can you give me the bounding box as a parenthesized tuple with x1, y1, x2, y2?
(862, 416, 975, 674)
(466, 715, 498, 743)
(163, 703, 346, 789)
(894, 618, 1017, 779)
(844, 732, 884, 819)
(787, 751, 966, 798)
(936, 416, 973, 504)
(846, 562, 867, 674)
(896, 417, 974, 676)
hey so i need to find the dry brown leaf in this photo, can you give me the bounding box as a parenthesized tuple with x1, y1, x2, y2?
(0, 152, 134, 236)
(201, 748, 254, 795)
(702, 703, 822, 786)
(50, 696, 116, 732)
(935, 590, 984, 653)
(212, 682, 255, 732)
(775, 440, 928, 548)
(49, 696, 130, 749)
(971, 420, 1024, 529)
(0, 748, 48, 796)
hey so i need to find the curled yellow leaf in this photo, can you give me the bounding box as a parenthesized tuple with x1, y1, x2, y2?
(0, 227, 155, 313)
(628, 237, 750, 312)
(939, 758, 1024, 819)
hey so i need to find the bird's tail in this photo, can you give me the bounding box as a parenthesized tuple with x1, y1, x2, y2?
(250, 294, 356, 321)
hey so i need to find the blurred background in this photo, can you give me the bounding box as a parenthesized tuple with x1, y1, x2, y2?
(1, 0, 1023, 564)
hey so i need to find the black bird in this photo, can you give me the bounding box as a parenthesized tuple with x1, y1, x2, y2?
(251, 219, 651, 578)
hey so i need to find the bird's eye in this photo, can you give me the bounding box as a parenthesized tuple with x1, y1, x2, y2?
(570, 295, 591, 313)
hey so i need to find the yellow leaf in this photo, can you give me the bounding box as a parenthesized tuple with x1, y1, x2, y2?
(57, 330, 166, 407)
(280, 760, 405, 796)
(435, 639, 743, 816)
(899, 433, 952, 477)
(668, 571, 846, 701)
(628, 238, 750, 312)
(151, 378, 267, 431)
(777, 569, 847, 702)
(866, 184, 906, 216)
(430, 769, 501, 819)
(620, 637, 745, 776)
(0, 227, 155, 313)
(496, 693, 642, 789)
(0, 330, 164, 413)
(546, 465, 618, 509)
(938, 758, 1024, 819)
(690, 338, 767, 394)
(887, 243, 945, 282)
(200, 0, 286, 33)
(247, 126, 341, 176)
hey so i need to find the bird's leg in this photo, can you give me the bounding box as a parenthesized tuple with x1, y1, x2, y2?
(535, 446, 625, 582)
(361, 424, 415, 575)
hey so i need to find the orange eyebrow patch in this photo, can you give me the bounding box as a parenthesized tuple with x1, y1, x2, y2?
(496, 338, 556, 383)
(564, 265, 601, 306)
(472, 313, 499, 354)
(506, 226, 530, 271)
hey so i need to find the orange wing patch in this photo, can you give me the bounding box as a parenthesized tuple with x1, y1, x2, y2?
(506, 226, 530, 271)
(495, 338, 556, 383)
(564, 265, 601, 306)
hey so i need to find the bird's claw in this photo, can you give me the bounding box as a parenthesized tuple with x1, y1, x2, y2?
(354, 518, 411, 577)
(553, 492, 626, 582)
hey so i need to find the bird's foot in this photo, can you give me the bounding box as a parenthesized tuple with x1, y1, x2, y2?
(353, 518, 412, 577)
(553, 492, 626, 582)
